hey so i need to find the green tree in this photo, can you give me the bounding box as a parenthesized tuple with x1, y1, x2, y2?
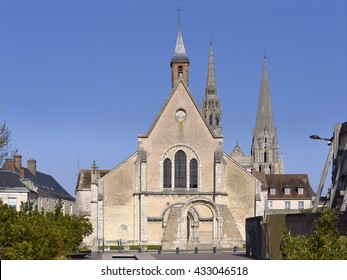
(280, 207, 347, 259)
(0, 200, 93, 260)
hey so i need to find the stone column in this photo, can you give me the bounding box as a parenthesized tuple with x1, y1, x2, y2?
(214, 151, 223, 204)
(139, 151, 148, 245)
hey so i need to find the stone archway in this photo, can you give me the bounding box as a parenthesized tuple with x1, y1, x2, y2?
(178, 197, 222, 249)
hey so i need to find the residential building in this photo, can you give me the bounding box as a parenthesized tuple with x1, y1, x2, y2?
(0, 153, 75, 215)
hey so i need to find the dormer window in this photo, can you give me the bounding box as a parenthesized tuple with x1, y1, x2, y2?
(284, 187, 291, 195)
(298, 187, 304, 195)
(270, 188, 276, 195)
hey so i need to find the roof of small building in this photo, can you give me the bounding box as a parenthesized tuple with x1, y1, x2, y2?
(76, 169, 110, 190)
(252, 172, 316, 199)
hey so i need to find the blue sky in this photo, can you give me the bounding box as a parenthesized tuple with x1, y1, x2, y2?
(0, 0, 346, 197)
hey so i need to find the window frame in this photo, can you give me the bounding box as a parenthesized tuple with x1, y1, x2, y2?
(8, 198, 17, 210)
(174, 150, 187, 188)
(163, 158, 172, 189)
(268, 200, 273, 209)
(162, 146, 200, 191)
(189, 158, 198, 189)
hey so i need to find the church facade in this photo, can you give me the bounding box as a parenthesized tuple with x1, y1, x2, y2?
(76, 24, 265, 250)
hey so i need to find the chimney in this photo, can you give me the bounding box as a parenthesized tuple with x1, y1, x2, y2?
(5, 159, 15, 172)
(27, 158, 36, 176)
(14, 153, 22, 169)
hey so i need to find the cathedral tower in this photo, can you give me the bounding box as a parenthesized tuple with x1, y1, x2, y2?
(251, 56, 283, 174)
(202, 40, 222, 136)
(170, 23, 190, 87)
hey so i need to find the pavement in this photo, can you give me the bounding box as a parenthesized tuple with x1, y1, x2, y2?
(82, 250, 253, 260)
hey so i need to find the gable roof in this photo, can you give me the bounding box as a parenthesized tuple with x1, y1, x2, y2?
(231, 142, 245, 157)
(139, 76, 222, 139)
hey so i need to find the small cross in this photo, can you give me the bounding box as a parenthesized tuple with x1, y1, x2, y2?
(176, 7, 183, 24)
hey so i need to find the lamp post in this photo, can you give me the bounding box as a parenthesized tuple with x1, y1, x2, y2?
(309, 134, 333, 144)
(310, 134, 334, 213)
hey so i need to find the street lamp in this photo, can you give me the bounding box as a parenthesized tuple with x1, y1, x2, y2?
(309, 134, 333, 145)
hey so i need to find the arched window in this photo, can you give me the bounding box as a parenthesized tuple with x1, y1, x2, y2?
(163, 158, 171, 188)
(190, 159, 198, 189)
(215, 116, 219, 125)
(178, 66, 183, 78)
(264, 152, 267, 163)
(175, 150, 186, 188)
(209, 115, 213, 125)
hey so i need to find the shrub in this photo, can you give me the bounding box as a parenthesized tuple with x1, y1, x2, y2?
(280, 208, 347, 260)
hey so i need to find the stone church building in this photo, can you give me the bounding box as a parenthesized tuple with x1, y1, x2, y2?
(76, 24, 267, 250)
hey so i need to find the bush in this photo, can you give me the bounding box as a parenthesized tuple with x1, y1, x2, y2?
(0, 200, 93, 260)
(280, 207, 347, 260)
(147, 245, 162, 250)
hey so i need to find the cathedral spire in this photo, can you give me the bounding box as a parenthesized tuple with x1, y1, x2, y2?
(170, 23, 190, 87)
(202, 39, 222, 136)
(205, 39, 217, 96)
(254, 55, 275, 137)
(251, 56, 283, 174)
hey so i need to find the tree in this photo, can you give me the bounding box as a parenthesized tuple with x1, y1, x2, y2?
(0, 121, 11, 165)
(0, 200, 93, 260)
(280, 207, 347, 260)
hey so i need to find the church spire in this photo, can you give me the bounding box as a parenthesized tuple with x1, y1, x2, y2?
(170, 23, 190, 87)
(254, 55, 275, 136)
(205, 39, 217, 95)
(202, 39, 222, 136)
(251, 55, 283, 174)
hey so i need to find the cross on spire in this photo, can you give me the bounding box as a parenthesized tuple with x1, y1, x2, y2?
(176, 7, 183, 24)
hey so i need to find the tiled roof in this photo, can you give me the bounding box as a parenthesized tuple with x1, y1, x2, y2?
(76, 169, 110, 190)
(0, 171, 28, 189)
(253, 172, 315, 199)
(22, 168, 75, 201)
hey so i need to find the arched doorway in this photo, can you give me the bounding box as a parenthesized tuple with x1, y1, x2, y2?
(180, 198, 222, 248)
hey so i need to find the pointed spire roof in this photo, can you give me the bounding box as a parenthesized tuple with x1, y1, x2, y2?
(254, 55, 275, 137)
(205, 39, 217, 95)
(171, 23, 189, 63)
